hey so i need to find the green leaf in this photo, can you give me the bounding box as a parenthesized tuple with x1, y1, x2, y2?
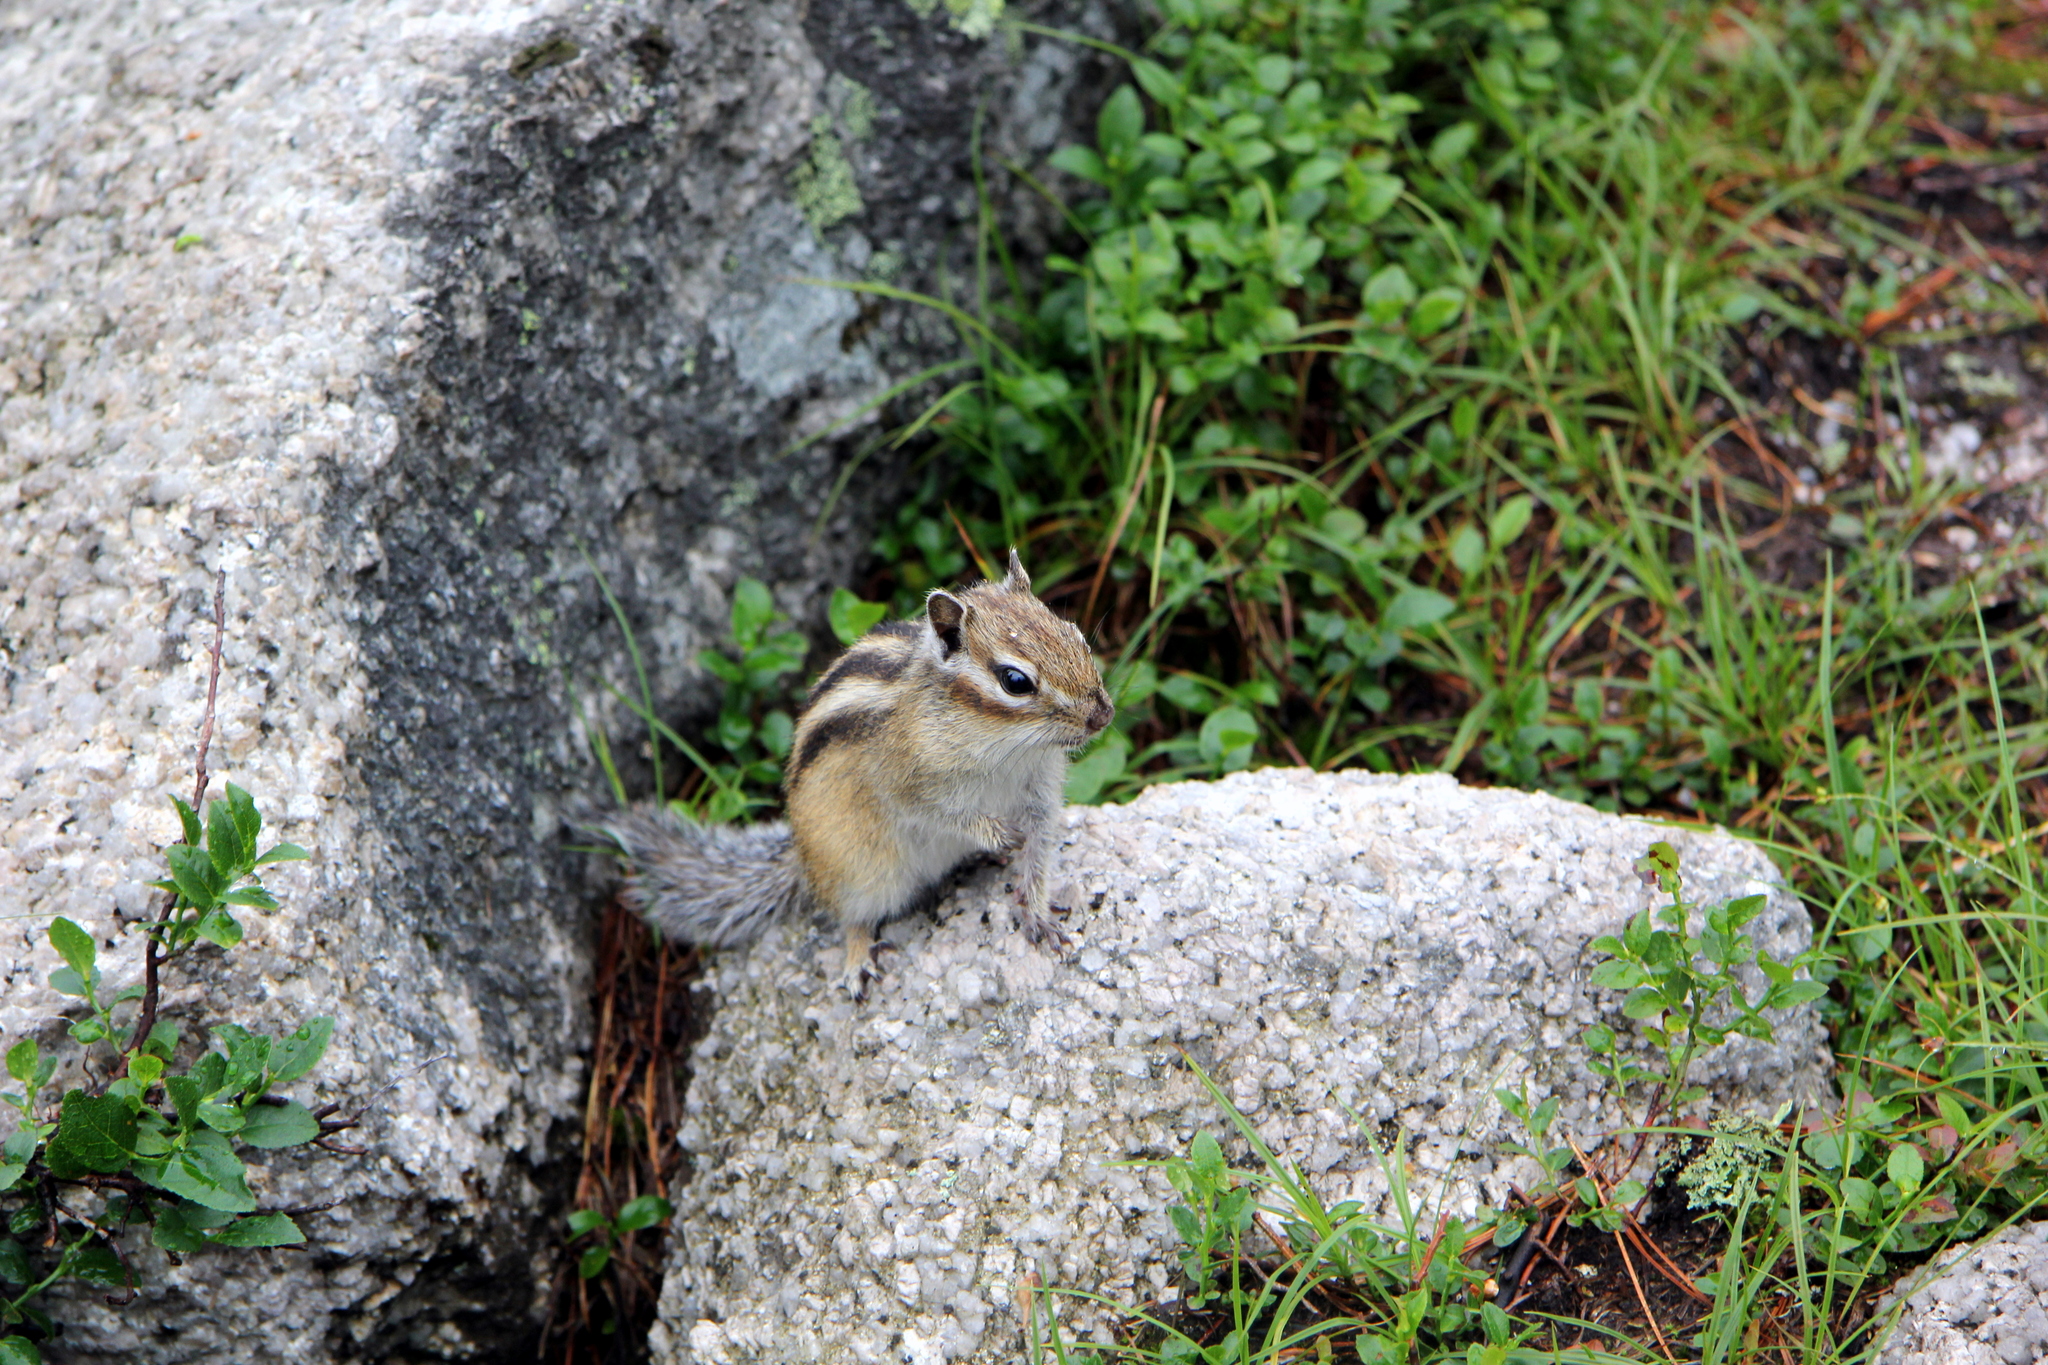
(0, 1167, 23, 1196)
(1489, 496, 1535, 549)
(219, 1027, 272, 1094)
(196, 908, 244, 948)
(254, 842, 309, 867)
(44, 1090, 136, 1177)
(47, 968, 89, 1000)
(1447, 524, 1486, 576)
(1, 1130, 33, 1165)
(165, 1076, 203, 1130)
(567, 1208, 610, 1239)
(1428, 120, 1479, 167)
(0, 1337, 37, 1365)
(0, 1240, 28, 1285)
(1410, 287, 1465, 337)
(270, 1017, 335, 1084)
(169, 794, 203, 848)
(614, 1195, 673, 1234)
(165, 843, 227, 910)
(828, 588, 889, 647)
(1197, 707, 1258, 773)
(5, 1042, 36, 1091)
(155, 1131, 257, 1212)
(1253, 53, 1292, 93)
(220, 886, 280, 911)
(1352, 172, 1403, 224)
(206, 793, 249, 879)
(578, 1245, 612, 1279)
(1382, 586, 1454, 632)
(65, 1244, 127, 1289)
(47, 918, 96, 986)
(152, 1200, 232, 1254)
(1065, 730, 1131, 806)
(1888, 1143, 1925, 1194)
(1048, 144, 1108, 186)
(224, 782, 262, 856)
(1097, 85, 1144, 158)
(208, 1213, 305, 1248)
(197, 1101, 245, 1134)
(1190, 1131, 1225, 1187)
(240, 1100, 320, 1150)
(728, 578, 775, 649)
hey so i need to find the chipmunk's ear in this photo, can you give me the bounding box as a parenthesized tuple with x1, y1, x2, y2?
(926, 589, 970, 657)
(1001, 547, 1031, 593)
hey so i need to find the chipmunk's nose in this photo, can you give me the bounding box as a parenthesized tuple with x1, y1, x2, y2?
(1085, 688, 1114, 734)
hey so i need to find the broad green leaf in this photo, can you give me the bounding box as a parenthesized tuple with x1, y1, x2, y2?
(196, 908, 244, 948)
(165, 1076, 203, 1130)
(224, 782, 262, 856)
(1489, 496, 1535, 549)
(728, 578, 775, 649)
(4, 1042, 35, 1090)
(578, 1245, 612, 1279)
(47, 918, 95, 985)
(1097, 85, 1144, 158)
(1197, 707, 1258, 773)
(197, 1101, 244, 1134)
(64, 1244, 127, 1289)
(1428, 120, 1479, 167)
(206, 793, 249, 878)
(43, 1090, 136, 1177)
(567, 1208, 610, 1239)
(1410, 286, 1465, 336)
(254, 842, 309, 867)
(152, 1204, 210, 1254)
(1048, 144, 1108, 186)
(614, 1195, 673, 1233)
(1065, 731, 1130, 806)
(157, 1131, 256, 1213)
(2, 1131, 36, 1165)
(0, 1166, 22, 1195)
(0, 1337, 37, 1365)
(1447, 524, 1486, 576)
(169, 794, 203, 848)
(220, 886, 280, 911)
(1382, 586, 1454, 632)
(240, 1100, 320, 1150)
(1888, 1143, 1925, 1193)
(0, 1240, 27, 1285)
(208, 1213, 305, 1248)
(270, 1017, 335, 1084)
(165, 843, 227, 909)
(827, 588, 889, 647)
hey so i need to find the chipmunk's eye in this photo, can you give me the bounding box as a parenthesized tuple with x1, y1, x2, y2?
(995, 665, 1037, 696)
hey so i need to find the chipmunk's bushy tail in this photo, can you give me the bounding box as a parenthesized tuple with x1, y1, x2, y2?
(604, 806, 809, 948)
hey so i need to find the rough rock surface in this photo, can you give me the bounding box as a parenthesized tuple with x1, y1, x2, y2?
(657, 769, 1832, 1365)
(0, 0, 1118, 1357)
(1873, 1221, 2048, 1365)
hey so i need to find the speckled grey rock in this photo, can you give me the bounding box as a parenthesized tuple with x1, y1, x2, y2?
(0, 0, 1119, 1357)
(1872, 1221, 2048, 1365)
(657, 769, 1831, 1365)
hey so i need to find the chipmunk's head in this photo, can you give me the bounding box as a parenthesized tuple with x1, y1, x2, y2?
(924, 549, 1113, 754)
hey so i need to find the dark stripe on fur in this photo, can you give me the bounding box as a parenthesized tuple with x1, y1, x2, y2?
(788, 706, 887, 784)
(947, 673, 1015, 720)
(805, 643, 910, 708)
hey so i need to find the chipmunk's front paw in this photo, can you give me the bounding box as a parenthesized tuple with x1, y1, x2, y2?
(840, 936, 897, 1002)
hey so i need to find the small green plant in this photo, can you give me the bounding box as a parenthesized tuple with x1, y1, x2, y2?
(0, 583, 340, 1360)
(567, 1193, 674, 1281)
(1582, 841, 1831, 1124)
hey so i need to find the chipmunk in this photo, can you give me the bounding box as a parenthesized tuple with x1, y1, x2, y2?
(606, 550, 1114, 997)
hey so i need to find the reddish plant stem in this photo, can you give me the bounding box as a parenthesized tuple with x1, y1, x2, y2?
(121, 570, 227, 1065)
